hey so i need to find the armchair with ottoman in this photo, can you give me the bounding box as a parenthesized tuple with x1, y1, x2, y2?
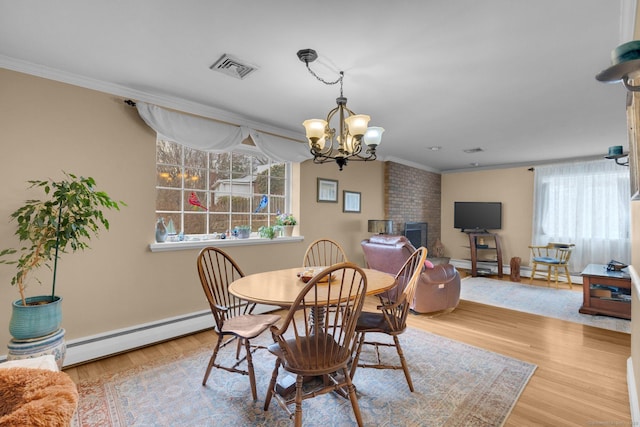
(361, 235, 461, 314)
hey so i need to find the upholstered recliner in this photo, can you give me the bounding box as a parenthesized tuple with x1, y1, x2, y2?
(361, 235, 461, 314)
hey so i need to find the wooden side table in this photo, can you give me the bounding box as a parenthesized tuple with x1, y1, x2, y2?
(579, 264, 631, 319)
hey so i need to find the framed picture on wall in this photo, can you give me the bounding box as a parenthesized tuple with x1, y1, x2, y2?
(343, 191, 361, 213)
(317, 178, 338, 202)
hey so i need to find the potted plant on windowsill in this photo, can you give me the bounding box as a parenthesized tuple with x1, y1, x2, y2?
(258, 225, 277, 239)
(0, 172, 125, 340)
(276, 213, 297, 237)
(233, 225, 251, 239)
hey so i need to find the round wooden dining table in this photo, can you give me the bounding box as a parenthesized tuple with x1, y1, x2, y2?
(228, 266, 396, 306)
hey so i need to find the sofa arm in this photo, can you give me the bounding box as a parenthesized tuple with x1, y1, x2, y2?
(410, 264, 461, 314)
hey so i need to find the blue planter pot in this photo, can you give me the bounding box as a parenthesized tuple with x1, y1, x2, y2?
(9, 296, 63, 340)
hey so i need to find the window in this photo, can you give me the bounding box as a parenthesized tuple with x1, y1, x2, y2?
(156, 139, 289, 236)
(532, 159, 630, 271)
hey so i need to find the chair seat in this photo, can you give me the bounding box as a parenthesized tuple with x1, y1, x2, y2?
(268, 335, 345, 375)
(533, 256, 560, 264)
(355, 311, 397, 334)
(221, 313, 281, 338)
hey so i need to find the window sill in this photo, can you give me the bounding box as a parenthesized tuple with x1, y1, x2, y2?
(149, 236, 304, 252)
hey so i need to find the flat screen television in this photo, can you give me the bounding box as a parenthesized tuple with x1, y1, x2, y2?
(454, 202, 502, 232)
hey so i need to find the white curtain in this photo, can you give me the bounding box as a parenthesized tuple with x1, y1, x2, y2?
(136, 102, 311, 162)
(242, 128, 311, 163)
(532, 159, 630, 272)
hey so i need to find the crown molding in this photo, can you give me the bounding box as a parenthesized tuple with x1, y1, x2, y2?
(383, 156, 442, 174)
(0, 55, 304, 142)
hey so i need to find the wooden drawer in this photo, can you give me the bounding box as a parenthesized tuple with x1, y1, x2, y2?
(588, 297, 631, 316)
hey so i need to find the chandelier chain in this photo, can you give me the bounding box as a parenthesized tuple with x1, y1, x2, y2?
(304, 63, 344, 97)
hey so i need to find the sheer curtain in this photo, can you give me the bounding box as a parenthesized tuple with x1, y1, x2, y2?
(532, 159, 630, 272)
(135, 102, 311, 162)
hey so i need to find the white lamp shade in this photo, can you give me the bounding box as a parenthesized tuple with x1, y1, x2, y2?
(338, 135, 357, 154)
(302, 119, 327, 140)
(364, 127, 385, 147)
(344, 114, 370, 137)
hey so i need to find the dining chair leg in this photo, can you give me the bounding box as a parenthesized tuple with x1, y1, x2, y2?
(244, 339, 258, 400)
(202, 335, 223, 385)
(236, 338, 242, 359)
(394, 335, 414, 392)
(349, 333, 365, 380)
(294, 374, 304, 427)
(343, 366, 364, 427)
(263, 358, 281, 411)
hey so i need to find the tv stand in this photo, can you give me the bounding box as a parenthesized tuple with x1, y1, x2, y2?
(467, 232, 503, 278)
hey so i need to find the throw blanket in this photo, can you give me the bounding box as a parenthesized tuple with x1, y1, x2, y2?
(0, 367, 78, 426)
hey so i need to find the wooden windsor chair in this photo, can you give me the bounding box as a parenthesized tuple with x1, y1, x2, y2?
(349, 246, 428, 392)
(263, 262, 368, 427)
(196, 247, 280, 400)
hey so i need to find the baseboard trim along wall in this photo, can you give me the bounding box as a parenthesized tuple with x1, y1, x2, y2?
(449, 259, 584, 284)
(628, 357, 640, 425)
(0, 303, 278, 367)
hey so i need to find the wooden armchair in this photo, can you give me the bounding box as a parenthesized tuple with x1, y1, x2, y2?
(529, 243, 575, 289)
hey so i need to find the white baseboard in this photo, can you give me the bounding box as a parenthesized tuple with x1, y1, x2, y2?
(1, 303, 278, 367)
(449, 258, 583, 284)
(629, 358, 640, 425)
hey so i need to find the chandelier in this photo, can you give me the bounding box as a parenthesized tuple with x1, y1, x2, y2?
(297, 49, 384, 170)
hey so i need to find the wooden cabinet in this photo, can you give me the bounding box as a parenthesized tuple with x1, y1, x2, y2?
(467, 232, 503, 278)
(579, 264, 631, 319)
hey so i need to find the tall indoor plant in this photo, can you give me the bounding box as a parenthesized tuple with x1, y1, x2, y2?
(0, 172, 124, 339)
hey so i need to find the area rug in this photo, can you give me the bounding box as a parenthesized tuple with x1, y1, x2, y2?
(461, 276, 631, 333)
(71, 327, 536, 427)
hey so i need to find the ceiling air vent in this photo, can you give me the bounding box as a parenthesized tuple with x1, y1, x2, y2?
(209, 54, 258, 80)
(463, 148, 484, 154)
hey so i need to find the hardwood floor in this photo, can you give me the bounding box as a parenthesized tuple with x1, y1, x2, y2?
(64, 275, 632, 426)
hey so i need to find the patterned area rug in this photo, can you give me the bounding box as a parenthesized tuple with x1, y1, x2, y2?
(461, 277, 631, 333)
(71, 328, 536, 427)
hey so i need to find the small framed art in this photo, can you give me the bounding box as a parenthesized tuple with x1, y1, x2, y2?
(317, 178, 338, 202)
(343, 190, 361, 213)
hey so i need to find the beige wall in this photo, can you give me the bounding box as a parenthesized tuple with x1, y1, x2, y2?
(0, 68, 385, 352)
(441, 167, 535, 267)
(300, 160, 385, 267)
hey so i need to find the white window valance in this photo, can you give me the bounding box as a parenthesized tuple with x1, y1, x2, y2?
(136, 102, 311, 162)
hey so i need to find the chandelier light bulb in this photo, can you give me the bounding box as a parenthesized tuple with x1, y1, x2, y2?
(337, 135, 357, 155)
(344, 114, 370, 137)
(302, 119, 327, 147)
(363, 127, 385, 147)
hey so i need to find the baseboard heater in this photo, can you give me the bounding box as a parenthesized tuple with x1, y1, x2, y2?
(0, 303, 278, 367)
(449, 258, 583, 284)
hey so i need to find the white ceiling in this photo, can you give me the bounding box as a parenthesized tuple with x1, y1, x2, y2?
(0, 0, 634, 172)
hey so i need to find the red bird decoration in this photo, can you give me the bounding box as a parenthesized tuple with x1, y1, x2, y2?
(188, 192, 207, 211)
